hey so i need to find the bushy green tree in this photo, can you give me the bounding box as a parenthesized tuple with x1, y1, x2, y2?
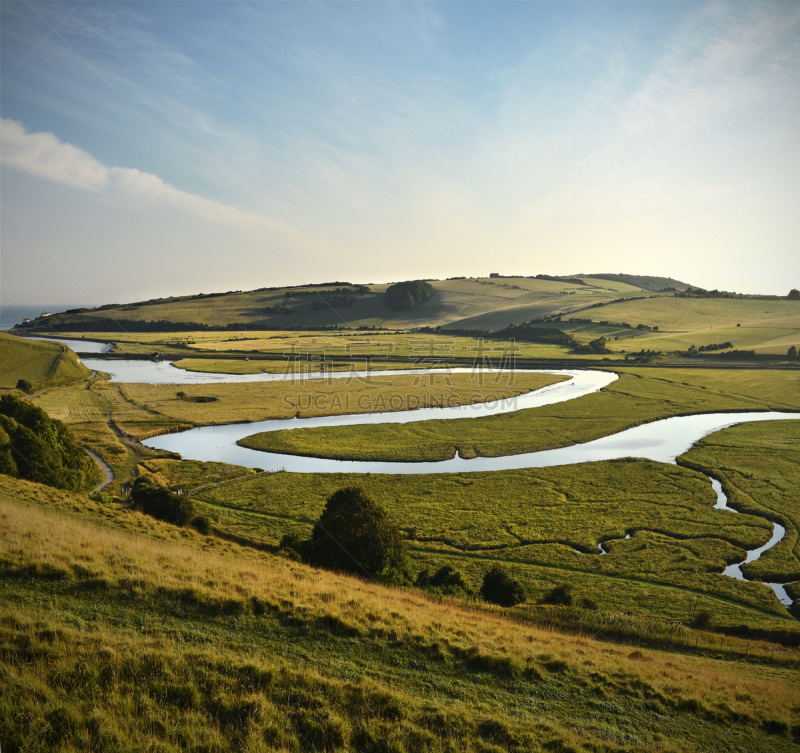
(131, 478, 195, 526)
(0, 395, 95, 491)
(384, 281, 435, 311)
(788, 288, 800, 300)
(480, 565, 526, 606)
(308, 487, 408, 582)
(16, 379, 33, 393)
(789, 345, 798, 358)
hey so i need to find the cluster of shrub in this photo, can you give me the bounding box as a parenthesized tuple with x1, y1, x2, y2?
(573, 337, 610, 355)
(384, 280, 435, 311)
(176, 391, 217, 403)
(689, 342, 733, 353)
(285, 285, 370, 298)
(568, 317, 658, 332)
(0, 395, 96, 492)
(312, 295, 355, 310)
(130, 478, 210, 533)
(493, 323, 577, 347)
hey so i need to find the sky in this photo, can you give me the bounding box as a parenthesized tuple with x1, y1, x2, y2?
(1, 0, 799, 308)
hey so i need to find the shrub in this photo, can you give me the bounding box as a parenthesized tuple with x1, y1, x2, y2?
(130, 479, 195, 526)
(416, 565, 473, 594)
(691, 609, 712, 629)
(480, 565, 526, 607)
(789, 346, 797, 359)
(16, 379, 33, 393)
(542, 584, 574, 606)
(307, 487, 408, 582)
(190, 516, 212, 535)
(88, 490, 112, 505)
(279, 532, 310, 560)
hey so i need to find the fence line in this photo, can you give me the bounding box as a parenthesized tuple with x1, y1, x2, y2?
(178, 468, 284, 496)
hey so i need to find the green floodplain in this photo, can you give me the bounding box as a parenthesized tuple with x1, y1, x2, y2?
(2, 277, 800, 752)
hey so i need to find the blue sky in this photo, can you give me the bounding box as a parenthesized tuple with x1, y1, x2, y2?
(1, 0, 799, 306)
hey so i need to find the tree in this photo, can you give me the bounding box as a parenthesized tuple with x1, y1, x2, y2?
(16, 379, 33, 393)
(384, 280, 435, 311)
(480, 565, 526, 606)
(308, 487, 408, 582)
(0, 395, 95, 491)
(788, 289, 800, 300)
(789, 345, 798, 359)
(131, 478, 195, 526)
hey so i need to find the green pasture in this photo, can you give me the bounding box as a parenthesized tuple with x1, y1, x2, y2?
(240, 367, 800, 462)
(0, 332, 90, 390)
(579, 296, 800, 333)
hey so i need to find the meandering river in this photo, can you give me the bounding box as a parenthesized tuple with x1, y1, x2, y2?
(80, 355, 799, 610)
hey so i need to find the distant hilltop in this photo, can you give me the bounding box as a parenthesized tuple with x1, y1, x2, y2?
(576, 274, 691, 292)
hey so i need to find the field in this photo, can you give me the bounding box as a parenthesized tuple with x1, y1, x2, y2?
(3, 283, 800, 751)
(171, 438, 800, 636)
(0, 332, 90, 391)
(239, 367, 800, 462)
(1, 476, 799, 752)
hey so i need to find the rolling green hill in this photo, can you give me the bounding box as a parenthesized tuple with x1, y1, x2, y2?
(0, 333, 91, 391)
(13, 276, 663, 333)
(14, 276, 800, 359)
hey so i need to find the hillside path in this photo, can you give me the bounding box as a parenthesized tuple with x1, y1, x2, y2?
(84, 447, 114, 492)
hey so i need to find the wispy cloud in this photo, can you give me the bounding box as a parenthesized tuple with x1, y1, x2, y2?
(0, 117, 306, 243)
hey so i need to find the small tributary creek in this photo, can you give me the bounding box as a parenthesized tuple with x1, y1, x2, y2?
(79, 356, 799, 610)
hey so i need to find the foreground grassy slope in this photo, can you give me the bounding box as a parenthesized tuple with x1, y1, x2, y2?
(0, 333, 90, 391)
(239, 368, 800, 462)
(1, 475, 799, 752)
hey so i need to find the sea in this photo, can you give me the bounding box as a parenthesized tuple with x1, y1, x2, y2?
(0, 304, 92, 331)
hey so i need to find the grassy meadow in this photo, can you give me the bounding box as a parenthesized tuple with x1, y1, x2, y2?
(0, 332, 90, 391)
(239, 367, 800, 462)
(2, 475, 800, 752)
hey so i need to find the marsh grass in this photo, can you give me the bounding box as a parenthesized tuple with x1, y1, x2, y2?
(1, 480, 799, 751)
(680, 420, 800, 582)
(191, 458, 800, 632)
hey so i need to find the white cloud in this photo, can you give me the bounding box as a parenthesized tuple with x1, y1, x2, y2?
(0, 117, 306, 244)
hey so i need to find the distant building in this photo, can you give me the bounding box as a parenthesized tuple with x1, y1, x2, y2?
(22, 317, 31, 323)
(489, 273, 500, 278)
(39, 311, 52, 318)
